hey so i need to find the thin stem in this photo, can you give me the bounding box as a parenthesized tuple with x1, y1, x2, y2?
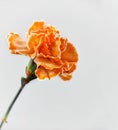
(0, 78, 27, 129)
(0, 59, 37, 129)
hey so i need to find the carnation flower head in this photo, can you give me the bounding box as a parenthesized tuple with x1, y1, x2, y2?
(7, 21, 78, 80)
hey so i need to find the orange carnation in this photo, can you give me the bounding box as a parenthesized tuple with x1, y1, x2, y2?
(7, 21, 78, 80)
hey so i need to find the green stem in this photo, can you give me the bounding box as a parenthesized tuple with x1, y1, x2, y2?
(0, 59, 37, 129)
(0, 78, 28, 129)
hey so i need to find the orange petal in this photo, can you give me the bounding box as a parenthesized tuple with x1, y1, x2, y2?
(7, 33, 31, 56)
(36, 67, 60, 80)
(67, 63, 76, 73)
(62, 62, 77, 73)
(47, 69, 61, 79)
(27, 33, 44, 58)
(61, 42, 78, 62)
(59, 73, 72, 81)
(50, 39, 61, 57)
(35, 67, 48, 80)
(59, 63, 77, 80)
(34, 53, 63, 70)
(37, 40, 51, 56)
(27, 21, 45, 35)
(37, 38, 61, 57)
(27, 33, 42, 49)
(60, 37, 67, 52)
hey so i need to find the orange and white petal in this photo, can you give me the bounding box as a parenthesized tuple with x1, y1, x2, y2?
(34, 53, 63, 70)
(7, 32, 31, 56)
(66, 63, 77, 73)
(27, 33, 44, 58)
(47, 69, 61, 79)
(27, 33, 43, 49)
(27, 21, 45, 35)
(50, 39, 61, 57)
(59, 63, 77, 80)
(60, 37, 67, 52)
(59, 73, 72, 81)
(61, 42, 78, 62)
(36, 67, 61, 80)
(35, 67, 48, 80)
(61, 62, 76, 72)
(37, 41, 51, 56)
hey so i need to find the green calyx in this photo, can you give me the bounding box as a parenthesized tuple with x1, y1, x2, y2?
(26, 59, 37, 79)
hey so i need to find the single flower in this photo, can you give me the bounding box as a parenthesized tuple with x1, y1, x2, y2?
(0, 21, 79, 129)
(7, 21, 78, 80)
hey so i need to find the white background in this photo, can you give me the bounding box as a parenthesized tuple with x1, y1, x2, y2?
(0, 0, 118, 130)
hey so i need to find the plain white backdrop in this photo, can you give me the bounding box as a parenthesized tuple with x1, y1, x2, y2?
(0, 0, 118, 130)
